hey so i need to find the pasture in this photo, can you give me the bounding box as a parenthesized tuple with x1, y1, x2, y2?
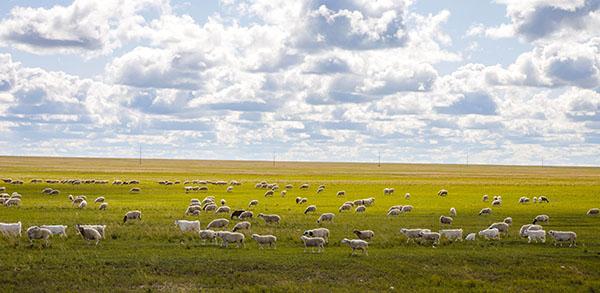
(1, 156, 599, 292)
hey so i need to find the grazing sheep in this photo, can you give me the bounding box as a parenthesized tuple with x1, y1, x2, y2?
(264, 190, 274, 197)
(488, 222, 509, 236)
(198, 186, 208, 192)
(220, 199, 226, 206)
(355, 205, 366, 213)
(298, 198, 308, 204)
(76, 224, 107, 239)
(353, 230, 374, 241)
(232, 221, 251, 232)
(419, 231, 441, 247)
(204, 204, 217, 212)
(199, 229, 217, 245)
(405, 193, 411, 199)
(482, 194, 489, 202)
(548, 230, 577, 247)
(285, 184, 293, 189)
(341, 238, 369, 255)
(239, 211, 254, 220)
(465, 233, 476, 241)
(299, 184, 310, 190)
(533, 196, 538, 203)
(226, 186, 233, 193)
(388, 205, 403, 212)
(363, 197, 375, 206)
(303, 228, 330, 243)
(519, 196, 530, 204)
(300, 236, 325, 253)
(217, 231, 245, 248)
(339, 203, 352, 212)
(78, 200, 87, 209)
(252, 234, 277, 249)
(438, 189, 448, 197)
(503, 217, 513, 225)
(439, 229, 463, 242)
(249, 200, 259, 208)
(533, 214, 549, 224)
(175, 220, 201, 233)
(94, 196, 105, 203)
(258, 213, 281, 225)
(72, 197, 85, 206)
(383, 188, 395, 195)
(280, 190, 287, 197)
(40, 225, 67, 237)
(27, 226, 52, 246)
(77, 226, 102, 245)
(4, 197, 21, 207)
(215, 206, 231, 214)
(478, 228, 500, 240)
(0, 222, 22, 237)
(336, 190, 346, 197)
(519, 224, 543, 238)
(587, 208, 599, 216)
(353, 199, 364, 206)
(400, 228, 430, 244)
(479, 208, 492, 216)
(317, 213, 335, 224)
(492, 199, 502, 206)
(525, 229, 546, 243)
(129, 188, 141, 193)
(439, 215, 453, 225)
(207, 218, 230, 230)
(231, 210, 245, 219)
(123, 210, 142, 223)
(539, 196, 550, 203)
(450, 207, 457, 217)
(317, 187, 325, 194)
(401, 205, 413, 213)
(304, 205, 317, 214)
(387, 208, 402, 217)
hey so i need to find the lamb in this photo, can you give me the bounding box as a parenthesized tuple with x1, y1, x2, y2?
(217, 231, 245, 248)
(94, 196, 105, 203)
(419, 231, 441, 247)
(478, 228, 500, 240)
(341, 238, 369, 255)
(317, 213, 335, 224)
(479, 208, 492, 216)
(27, 226, 52, 246)
(525, 229, 546, 243)
(439, 215, 453, 225)
(352, 229, 374, 241)
(175, 220, 201, 233)
(533, 214, 549, 224)
(336, 190, 346, 197)
(77, 225, 102, 245)
(304, 205, 317, 214)
(231, 210, 245, 219)
(339, 203, 352, 212)
(387, 208, 402, 217)
(215, 206, 231, 214)
(303, 228, 330, 243)
(548, 230, 577, 247)
(0, 222, 22, 237)
(450, 207, 457, 217)
(587, 208, 600, 216)
(199, 229, 217, 245)
(465, 233, 476, 241)
(258, 213, 281, 224)
(123, 210, 142, 223)
(519, 224, 543, 238)
(482, 194, 489, 202)
(252, 234, 277, 249)
(439, 229, 463, 242)
(488, 222, 509, 236)
(248, 200, 259, 208)
(40, 225, 67, 237)
(400, 228, 430, 243)
(300, 236, 325, 253)
(239, 211, 254, 220)
(503, 217, 513, 225)
(355, 205, 366, 213)
(232, 221, 251, 232)
(438, 189, 448, 197)
(207, 218, 230, 230)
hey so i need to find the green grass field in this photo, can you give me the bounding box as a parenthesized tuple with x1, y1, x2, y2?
(1, 156, 599, 292)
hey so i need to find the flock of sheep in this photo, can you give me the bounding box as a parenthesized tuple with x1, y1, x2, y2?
(1, 178, 598, 255)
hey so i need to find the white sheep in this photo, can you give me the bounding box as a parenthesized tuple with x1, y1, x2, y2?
(199, 229, 217, 245)
(533, 196, 538, 203)
(4, 197, 21, 207)
(27, 226, 52, 246)
(40, 225, 68, 237)
(299, 184, 309, 189)
(465, 233, 476, 241)
(248, 200, 259, 208)
(264, 190, 274, 197)
(339, 203, 352, 212)
(175, 220, 201, 233)
(533, 214, 549, 224)
(488, 222, 509, 236)
(525, 229, 546, 243)
(317, 213, 335, 224)
(519, 196, 530, 204)
(482, 194, 489, 202)
(336, 190, 346, 197)
(77, 225, 102, 245)
(0, 222, 21, 237)
(353, 230, 374, 241)
(419, 231, 441, 247)
(215, 206, 231, 214)
(78, 200, 87, 209)
(479, 208, 492, 216)
(252, 234, 277, 249)
(478, 228, 500, 240)
(232, 221, 251, 232)
(303, 228, 330, 243)
(438, 189, 448, 197)
(586, 208, 599, 216)
(439, 229, 463, 242)
(401, 205, 413, 213)
(258, 213, 281, 224)
(227, 186, 233, 193)
(492, 199, 502, 206)
(439, 215, 453, 225)
(203, 204, 217, 212)
(363, 197, 375, 206)
(449, 207, 457, 217)
(300, 235, 325, 253)
(220, 199, 226, 206)
(503, 217, 513, 225)
(94, 196, 105, 203)
(400, 228, 430, 243)
(355, 205, 366, 213)
(239, 211, 254, 220)
(519, 224, 543, 238)
(217, 231, 245, 248)
(539, 196, 550, 203)
(280, 190, 287, 197)
(99, 202, 108, 210)
(548, 230, 577, 247)
(341, 238, 369, 255)
(304, 205, 317, 214)
(207, 218, 230, 230)
(76, 224, 107, 239)
(387, 208, 402, 217)
(123, 210, 142, 223)
(405, 192, 411, 199)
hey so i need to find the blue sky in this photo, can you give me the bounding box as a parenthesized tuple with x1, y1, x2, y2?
(0, 0, 598, 166)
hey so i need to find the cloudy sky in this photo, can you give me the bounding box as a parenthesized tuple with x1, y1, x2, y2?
(0, 0, 599, 166)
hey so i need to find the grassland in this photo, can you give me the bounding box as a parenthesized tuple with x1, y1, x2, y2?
(0, 156, 599, 292)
